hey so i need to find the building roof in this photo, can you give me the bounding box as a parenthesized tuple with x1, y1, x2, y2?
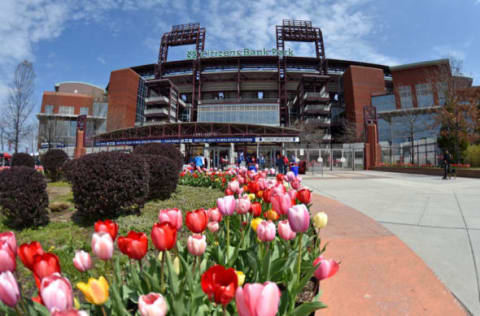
(54, 81, 106, 92)
(389, 59, 450, 72)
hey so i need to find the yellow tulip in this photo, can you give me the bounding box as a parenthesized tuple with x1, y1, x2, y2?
(173, 256, 181, 275)
(250, 218, 262, 231)
(313, 212, 328, 229)
(77, 276, 109, 305)
(248, 193, 256, 201)
(235, 270, 245, 286)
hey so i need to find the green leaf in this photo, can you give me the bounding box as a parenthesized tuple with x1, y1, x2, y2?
(292, 301, 327, 316)
(165, 251, 180, 296)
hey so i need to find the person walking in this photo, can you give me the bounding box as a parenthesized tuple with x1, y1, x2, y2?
(442, 150, 451, 180)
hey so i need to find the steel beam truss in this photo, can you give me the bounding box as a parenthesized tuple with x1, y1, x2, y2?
(276, 20, 327, 126)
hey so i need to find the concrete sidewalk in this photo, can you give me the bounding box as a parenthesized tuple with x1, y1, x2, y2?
(304, 171, 480, 315)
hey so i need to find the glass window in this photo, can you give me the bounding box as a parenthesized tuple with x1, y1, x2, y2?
(415, 83, 433, 108)
(372, 94, 396, 112)
(436, 82, 448, 106)
(80, 107, 89, 115)
(69, 121, 77, 137)
(59, 106, 74, 115)
(398, 86, 413, 109)
(258, 91, 264, 99)
(197, 104, 280, 126)
(45, 105, 54, 114)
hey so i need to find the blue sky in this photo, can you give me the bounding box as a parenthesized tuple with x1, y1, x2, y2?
(1, 0, 479, 115)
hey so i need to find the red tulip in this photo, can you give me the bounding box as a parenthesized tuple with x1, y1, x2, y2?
(247, 181, 259, 194)
(185, 209, 208, 233)
(276, 174, 284, 182)
(0, 241, 16, 273)
(94, 220, 118, 241)
(262, 189, 272, 203)
(117, 231, 148, 260)
(250, 202, 262, 217)
(297, 189, 311, 204)
(18, 241, 44, 270)
(201, 265, 238, 306)
(271, 193, 292, 216)
(313, 256, 339, 281)
(158, 208, 183, 230)
(151, 222, 177, 251)
(225, 188, 234, 196)
(33, 253, 61, 288)
(207, 208, 222, 222)
(288, 189, 297, 201)
(0, 231, 17, 255)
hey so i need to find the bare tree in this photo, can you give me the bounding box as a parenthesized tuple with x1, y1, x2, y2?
(336, 119, 363, 143)
(293, 120, 328, 147)
(38, 116, 60, 150)
(3, 61, 36, 153)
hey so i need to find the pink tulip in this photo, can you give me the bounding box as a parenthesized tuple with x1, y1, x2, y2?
(72, 250, 92, 272)
(271, 184, 286, 198)
(235, 282, 281, 316)
(287, 204, 310, 233)
(217, 196, 236, 216)
(0, 271, 20, 307)
(91, 232, 114, 261)
(40, 273, 74, 312)
(270, 193, 292, 216)
(277, 220, 296, 240)
(52, 309, 89, 316)
(291, 179, 302, 190)
(139, 292, 168, 316)
(228, 180, 240, 193)
(257, 178, 266, 190)
(158, 208, 183, 230)
(0, 241, 16, 273)
(207, 208, 222, 222)
(288, 189, 297, 201)
(313, 256, 339, 281)
(0, 232, 16, 255)
(236, 195, 251, 215)
(286, 171, 295, 182)
(207, 221, 220, 233)
(256, 221, 276, 242)
(187, 234, 207, 256)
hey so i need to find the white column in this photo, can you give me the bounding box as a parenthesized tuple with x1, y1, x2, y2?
(204, 143, 210, 169)
(229, 143, 235, 165)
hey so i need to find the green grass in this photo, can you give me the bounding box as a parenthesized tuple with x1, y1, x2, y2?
(0, 183, 224, 297)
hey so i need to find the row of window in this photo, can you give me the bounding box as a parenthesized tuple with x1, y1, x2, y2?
(378, 113, 440, 144)
(397, 82, 447, 109)
(44, 104, 108, 117)
(197, 104, 280, 126)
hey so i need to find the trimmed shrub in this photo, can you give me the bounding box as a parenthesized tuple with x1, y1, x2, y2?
(133, 143, 184, 171)
(143, 155, 179, 200)
(62, 158, 78, 183)
(69, 151, 149, 219)
(41, 149, 69, 181)
(464, 144, 480, 167)
(0, 166, 49, 228)
(11, 152, 35, 168)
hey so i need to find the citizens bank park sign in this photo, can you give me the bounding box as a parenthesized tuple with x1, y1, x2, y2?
(186, 48, 294, 59)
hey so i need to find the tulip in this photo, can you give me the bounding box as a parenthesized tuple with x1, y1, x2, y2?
(291, 178, 302, 190)
(236, 270, 245, 286)
(288, 189, 297, 201)
(217, 195, 236, 216)
(40, 273, 74, 312)
(91, 232, 114, 261)
(18, 241, 44, 270)
(313, 256, 339, 281)
(278, 220, 296, 241)
(297, 188, 311, 204)
(158, 208, 183, 230)
(207, 207, 222, 222)
(312, 212, 328, 229)
(236, 195, 251, 215)
(0, 271, 20, 307)
(51, 309, 89, 316)
(77, 276, 109, 305)
(151, 222, 177, 251)
(0, 231, 16, 254)
(250, 218, 262, 231)
(276, 174, 284, 182)
(94, 219, 118, 241)
(287, 204, 310, 233)
(207, 221, 219, 233)
(138, 292, 168, 316)
(262, 189, 272, 203)
(256, 221, 276, 242)
(265, 209, 279, 221)
(117, 231, 149, 261)
(247, 181, 259, 194)
(201, 265, 238, 306)
(0, 241, 16, 273)
(286, 171, 295, 182)
(228, 180, 240, 193)
(187, 234, 207, 256)
(235, 282, 281, 316)
(225, 188, 234, 196)
(250, 202, 262, 217)
(72, 250, 92, 272)
(185, 209, 208, 233)
(33, 253, 61, 288)
(271, 193, 292, 216)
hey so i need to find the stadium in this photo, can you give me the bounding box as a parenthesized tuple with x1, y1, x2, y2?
(38, 19, 478, 169)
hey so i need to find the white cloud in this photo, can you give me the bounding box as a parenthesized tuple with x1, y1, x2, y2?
(433, 45, 466, 61)
(97, 57, 106, 65)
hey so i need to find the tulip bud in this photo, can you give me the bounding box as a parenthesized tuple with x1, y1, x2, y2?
(235, 270, 245, 286)
(287, 204, 310, 233)
(235, 195, 251, 215)
(73, 250, 92, 272)
(158, 208, 183, 230)
(138, 293, 168, 316)
(0, 232, 17, 255)
(313, 256, 339, 281)
(256, 221, 276, 242)
(0, 271, 20, 307)
(91, 232, 114, 261)
(40, 273, 74, 312)
(0, 241, 16, 273)
(235, 282, 281, 316)
(278, 220, 296, 241)
(207, 221, 220, 233)
(217, 195, 236, 216)
(187, 234, 207, 256)
(312, 212, 328, 229)
(51, 309, 89, 316)
(250, 218, 262, 231)
(76, 276, 109, 305)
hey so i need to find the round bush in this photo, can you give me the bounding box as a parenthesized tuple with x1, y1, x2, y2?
(143, 155, 179, 200)
(133, 143, 184, 171)
(0, 166, 49, 228)
(11, 152, 35, 168)
(41, 149, 69, 181)
(62, 158, 78, 183)
(69, 151, 149, 219)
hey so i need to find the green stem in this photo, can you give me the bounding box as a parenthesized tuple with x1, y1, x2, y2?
(223, 305, 227, 316)
(265, 242, 271, 281)
(101, 305, 107, 316)
(296, 233, 304, 282)
(226, 216, 230, 264)
(160, 251, 166, 293)
(15, 305, 23, 316)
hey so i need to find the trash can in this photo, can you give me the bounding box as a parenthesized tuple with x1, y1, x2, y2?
(291, 165, 299, 176)
(248, 164, 257, 172)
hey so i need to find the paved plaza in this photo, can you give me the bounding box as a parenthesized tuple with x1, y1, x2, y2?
(304, 170, 480, 315)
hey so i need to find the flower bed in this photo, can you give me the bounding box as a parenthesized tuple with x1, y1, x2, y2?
(0, 168, 337, 315)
